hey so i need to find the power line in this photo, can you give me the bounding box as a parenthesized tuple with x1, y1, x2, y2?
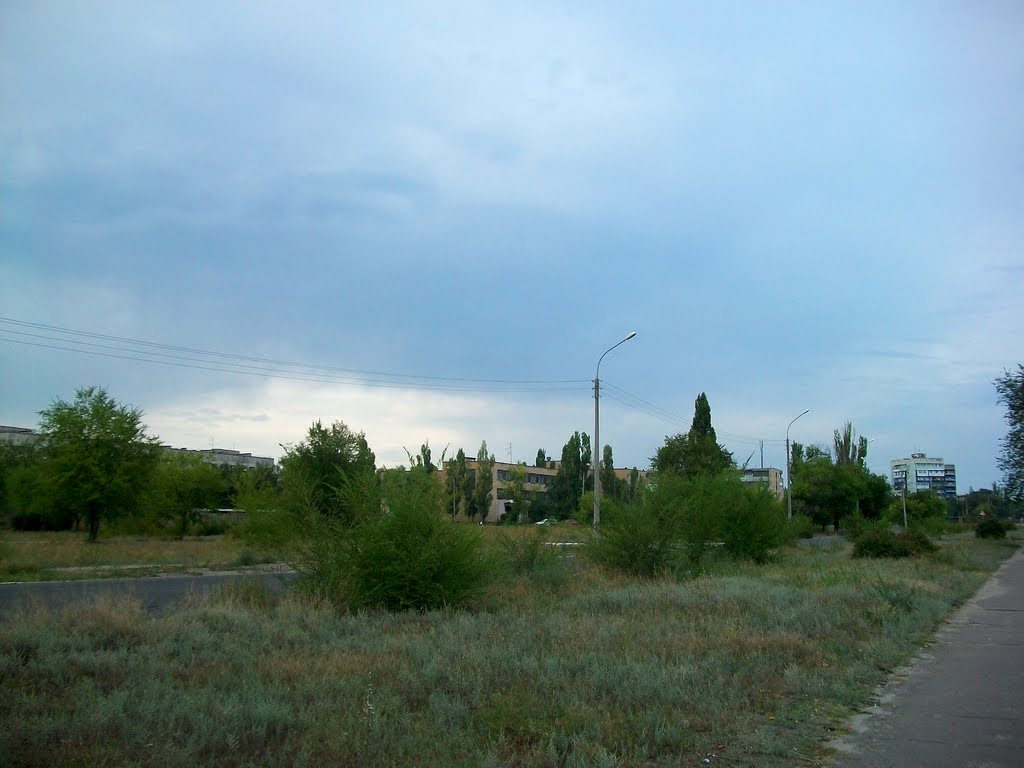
(602, 379, 788, 446)
(0, 319, 590, 394)
(0, 317, 589, 387)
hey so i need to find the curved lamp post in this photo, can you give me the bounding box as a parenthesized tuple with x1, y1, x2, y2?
(786, 408, 810, 520)
(594, 331, 636, 536)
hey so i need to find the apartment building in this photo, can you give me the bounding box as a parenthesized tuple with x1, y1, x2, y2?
(0, 426, 41, 447)
(740, 467, 784, 498)
(890, 452, 957, 499)
(459, 458, 647, 522)
(161, 445, 275, 470)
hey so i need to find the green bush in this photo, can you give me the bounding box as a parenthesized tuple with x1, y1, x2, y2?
(290, 470, 490, 611)
(787, 512, 816, 540)
(195, 516, 233, 536)
(591, 474, 789, 575)
(721, 487, 785, 563)
(498, 531, 548, 575)
(853, 527, 937, 558)
(975, 518, 1008, 539)
(839, 512, 874, 542)
(590, 498, 681, 578)
(912, 516, 959, 537)
(343, 494, 488, 611)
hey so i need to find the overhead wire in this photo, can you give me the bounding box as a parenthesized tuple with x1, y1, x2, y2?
(0, 317, 590, 394)
(0, 316, 801, 446)
(602, 379, 788, 446)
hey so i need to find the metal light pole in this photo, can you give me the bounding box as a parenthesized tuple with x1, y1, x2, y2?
(785, 408, 810, 520)
(594, 331, 636, 536)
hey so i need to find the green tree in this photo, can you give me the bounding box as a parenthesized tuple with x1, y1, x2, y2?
(600, 444, 621, 500)
(624, 467, 642, 503)
(833, 421, 869, 466)
(147, 452, 227, 536)
(890, 490, 947, 524)
(550, 431, 590, 518)
(473, 441, 495, 522)
(0, 442, 64, 530)
(535, 448, 547, 468)
(791, 435, 881, 530)
(580, 433, 592, 496)
(278, 420, 376, 524)
(652, 393, 733, 477)
(996, 365, 1024, 501)
(791, 443, 863, 530)
(407, 441, 438, 474)
(505, 462, 528, 523)
(38, 386, 161, 541)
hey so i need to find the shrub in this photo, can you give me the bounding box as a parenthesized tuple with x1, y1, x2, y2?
(721, 487, 785, 563)
(195, 516, 233, 536)
(787, 512, 816, 540)
(498, 531, 548, 575)
(291, 470, 490, 611)
(343, 493, 488, 611)
(853, 527, 936, 558)
(589, 499, 681, 578)
(975, 518, 1008, 539)
(839, 512, 874, 542)
(592, 474, 791, 575)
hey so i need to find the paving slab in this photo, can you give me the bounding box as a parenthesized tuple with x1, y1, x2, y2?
(831, 546, 1024, 768)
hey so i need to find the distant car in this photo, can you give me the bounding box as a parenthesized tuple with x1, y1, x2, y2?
(535, 518, 555, 525)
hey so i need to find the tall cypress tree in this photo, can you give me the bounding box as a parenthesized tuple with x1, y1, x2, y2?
(652, 392, 733, 477)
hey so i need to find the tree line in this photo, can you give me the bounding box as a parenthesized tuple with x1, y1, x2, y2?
(5, 368, 1022, 544)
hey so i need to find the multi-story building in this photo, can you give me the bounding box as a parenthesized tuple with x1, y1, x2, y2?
(740, 467, 784, 498)
(890, 453, 957, 499)
(456, 458, 647, 522)
(161, 446, 275, 470)
(0, 425, 42, 447)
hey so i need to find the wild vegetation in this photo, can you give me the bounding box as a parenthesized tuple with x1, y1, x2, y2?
(1, 534, 1018, 767)
(3, 383, 1024, 764)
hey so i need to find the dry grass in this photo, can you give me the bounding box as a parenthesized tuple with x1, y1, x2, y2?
(1, 535, 1017, 766)
(0, 531, 252, 580)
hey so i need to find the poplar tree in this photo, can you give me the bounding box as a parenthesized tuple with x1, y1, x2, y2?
(653, 393, 733, 477)
(996, 365, 1024, 501)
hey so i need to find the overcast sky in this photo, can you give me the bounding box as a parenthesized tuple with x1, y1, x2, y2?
(2, 1, 1021, 491)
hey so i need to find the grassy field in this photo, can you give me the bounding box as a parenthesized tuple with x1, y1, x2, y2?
(0, 531, 257, 581)
(1, 533, 1017, 767)
(0, 523, 582, 582)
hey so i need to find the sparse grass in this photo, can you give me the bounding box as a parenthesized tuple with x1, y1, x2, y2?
(0, 536, 1018, 767)
(0, 531, 253, 581)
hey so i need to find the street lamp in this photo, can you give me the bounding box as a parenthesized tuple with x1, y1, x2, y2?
(786, 408, 810, 520)
(594, 331, 637, 536)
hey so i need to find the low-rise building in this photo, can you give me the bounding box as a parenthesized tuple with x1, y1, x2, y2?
(740, 467, 784, 498)
(456, 458, 648, 522)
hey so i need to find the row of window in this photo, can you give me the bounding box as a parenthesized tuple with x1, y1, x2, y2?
(495, 469, 555, 486)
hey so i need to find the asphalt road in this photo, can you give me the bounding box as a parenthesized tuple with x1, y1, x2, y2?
(0, 571, 295, 618)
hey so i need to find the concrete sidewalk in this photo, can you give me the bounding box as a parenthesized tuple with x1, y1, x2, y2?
(831, 546, 1024, 767)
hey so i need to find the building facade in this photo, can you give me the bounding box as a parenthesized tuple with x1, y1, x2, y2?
(890, 453, 957, 499)
(161, 446, 275, 470)
(456, 458, 647, 522)
(0, 426, 42, 447)
(740, 467, 784, 498)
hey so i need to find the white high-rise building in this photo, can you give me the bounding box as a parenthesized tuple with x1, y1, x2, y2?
(890, 452, 957, 499)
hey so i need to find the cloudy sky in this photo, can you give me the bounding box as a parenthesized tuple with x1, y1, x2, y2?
(2, 1, 1021, 491)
